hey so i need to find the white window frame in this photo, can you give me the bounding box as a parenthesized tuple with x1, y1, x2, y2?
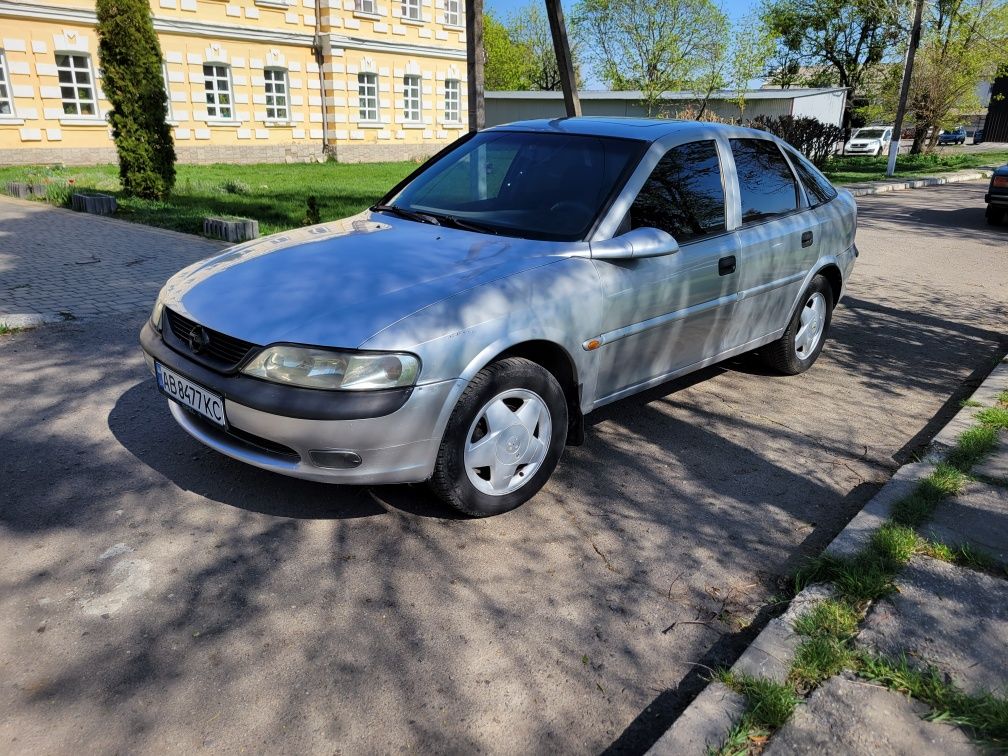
(56, 52, 98, 117)
(443, 0, 460, 26)
(401, 0, 421, 21)
(403, 74, 421, 122)
(444, 78, 461, 123)
(264, 67, 289, 121)
(203, 62, 234, 121)
(161, 63, 173, 121)
(355, 0, 377, 13)
(0, 50, 15, 118)
(357, 72, 379, 122)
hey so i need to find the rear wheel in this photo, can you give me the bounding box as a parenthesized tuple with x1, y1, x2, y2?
(430, 357, 567, 517)
(760, 275, 835, 375)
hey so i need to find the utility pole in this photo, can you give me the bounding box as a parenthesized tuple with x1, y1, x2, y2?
(466, 0, 485, 132)
(544, 0, 581, 117)
(886, 0, 925, 177)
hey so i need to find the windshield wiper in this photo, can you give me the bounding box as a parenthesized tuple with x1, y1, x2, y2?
(430, 214, 503, 235)
(371, 204, 441, 225)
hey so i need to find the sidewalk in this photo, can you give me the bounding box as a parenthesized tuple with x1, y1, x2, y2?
(0, 195, 223, 328)
(650, 357, 1008, 755)
(842, 168, 994, 197)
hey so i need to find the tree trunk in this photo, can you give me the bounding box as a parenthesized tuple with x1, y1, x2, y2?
(910, 124, 927, 154)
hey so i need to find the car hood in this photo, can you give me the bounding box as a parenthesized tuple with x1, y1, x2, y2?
(162, 213, 573, 348)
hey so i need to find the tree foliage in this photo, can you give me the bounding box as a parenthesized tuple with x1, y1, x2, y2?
(761, 0, 905, 129)
(484, 12, 534, 90)
(575, 0, 730, 114)
(96, 0, 175, 199)
(483, 5, 583, 92)
(901, 0, 1008, 152)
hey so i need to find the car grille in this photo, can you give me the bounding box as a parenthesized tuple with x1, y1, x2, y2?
(164, 308, 259, 371)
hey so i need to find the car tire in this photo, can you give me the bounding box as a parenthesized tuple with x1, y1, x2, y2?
(429, 357, 568, 517)
(760, 275, 835, 376)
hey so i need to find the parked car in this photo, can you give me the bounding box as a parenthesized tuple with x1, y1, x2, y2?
(842, 126, 893, 156)
(141, 119, 858, 516)
(973, 128, 985, 144)
(986, 164, 1008, 225)
(938, 126, 967, 145)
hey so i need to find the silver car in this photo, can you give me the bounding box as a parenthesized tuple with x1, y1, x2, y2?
(141, 118, 858, 516)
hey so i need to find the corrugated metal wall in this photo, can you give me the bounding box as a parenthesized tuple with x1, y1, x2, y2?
(984, 76, 1008, 142)
(485, 92, 844, 127)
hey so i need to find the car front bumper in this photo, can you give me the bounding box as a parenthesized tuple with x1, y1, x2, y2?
(140, 320, 462, 485)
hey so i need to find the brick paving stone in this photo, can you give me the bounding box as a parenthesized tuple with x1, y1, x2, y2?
(0, 196, 223, 324)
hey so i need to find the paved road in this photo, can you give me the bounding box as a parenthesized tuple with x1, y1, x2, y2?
(1, 183, 1007, 754)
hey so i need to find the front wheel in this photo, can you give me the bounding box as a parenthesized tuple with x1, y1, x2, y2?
(429, 357, 568, 517)
(760, 275, 835, 375)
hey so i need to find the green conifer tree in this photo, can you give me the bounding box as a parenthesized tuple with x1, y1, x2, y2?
(96, 0, 176, 199)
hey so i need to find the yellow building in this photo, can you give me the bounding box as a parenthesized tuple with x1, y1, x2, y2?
(0, 0, 468, 164)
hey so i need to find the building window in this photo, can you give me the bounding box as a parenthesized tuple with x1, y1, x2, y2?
(358, 72, 378, 122)
(203, 63, 233, 120)
(444, 79, 460, 123)
(161, 63, 173, 120)
(401, 0, 420, 20)
(403, 74, 421, 122)
(264, 68, 289, 121)
(444, 0, 460, 25)
(0, 51, 14, 116)
(355, 0, 376, 12)
(56, 53, 96, 116)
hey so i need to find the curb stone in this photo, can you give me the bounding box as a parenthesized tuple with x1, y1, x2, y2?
(645, 356, 1008, 755)
(844, 169, 992, 197)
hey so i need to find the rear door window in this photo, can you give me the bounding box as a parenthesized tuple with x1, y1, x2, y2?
(730, 138, 800, 223)
(628, 139, 726, 243)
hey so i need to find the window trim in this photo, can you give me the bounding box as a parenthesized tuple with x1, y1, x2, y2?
(203, 61, 235, 121)
(354, 0, 377, 13)
(443, 78, 461, 124)
(443, 0, 461, 26)
(400, 0, 421, 21)
(55, 51, 99, 119)
(730, 137, 803, 228)
(781, 144, 838, 209)
(357, 71, 379, 123)
(0, 50, 16, 119)
(402, 73, 421, 122)
(263, 66, 290, 122)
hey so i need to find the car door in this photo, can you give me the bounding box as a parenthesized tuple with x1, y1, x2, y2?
(723, 138, 813, 348)
(591, 139, 741, 402)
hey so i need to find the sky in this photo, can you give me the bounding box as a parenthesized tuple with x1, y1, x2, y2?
(485, 0, 758, 23)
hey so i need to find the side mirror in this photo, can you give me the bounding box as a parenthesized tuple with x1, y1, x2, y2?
(590, 227, 680, 260)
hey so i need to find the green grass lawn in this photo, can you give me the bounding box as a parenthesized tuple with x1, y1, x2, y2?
(0, 161, 417, 236)
(821, 150, 1008, 185)
(2, 149, 1006, 239)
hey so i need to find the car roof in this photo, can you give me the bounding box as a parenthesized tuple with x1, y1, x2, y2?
(484, 117, 783, 144)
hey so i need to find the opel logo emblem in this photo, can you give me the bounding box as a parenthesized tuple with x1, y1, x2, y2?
(187, 326, 210, 354)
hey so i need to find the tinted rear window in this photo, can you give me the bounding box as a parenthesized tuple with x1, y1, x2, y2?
(784, 147, 838, 207)
(730, 138, 800, 223)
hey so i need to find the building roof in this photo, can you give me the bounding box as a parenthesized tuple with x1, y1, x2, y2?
(485, 87, 848, 101)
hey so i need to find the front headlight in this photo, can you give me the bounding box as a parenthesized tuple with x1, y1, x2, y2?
(150, 291, 165, 331)
(241, 346, 420, 391)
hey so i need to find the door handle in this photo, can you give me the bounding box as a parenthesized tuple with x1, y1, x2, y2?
(718, 255, 736, 276)
(801, 230, 814, 248)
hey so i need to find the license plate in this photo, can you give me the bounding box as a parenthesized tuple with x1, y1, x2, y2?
(155, 362, 227, 428)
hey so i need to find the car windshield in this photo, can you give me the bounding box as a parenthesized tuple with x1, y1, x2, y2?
(383, 131, 645, 241)
(855, 129, 886, 139)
